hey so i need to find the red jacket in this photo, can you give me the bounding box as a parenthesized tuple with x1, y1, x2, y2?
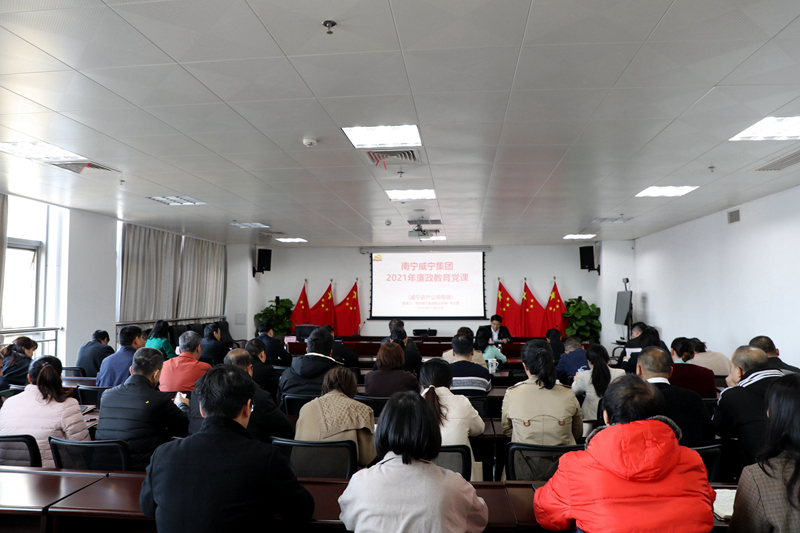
(533, 417, 715, 533)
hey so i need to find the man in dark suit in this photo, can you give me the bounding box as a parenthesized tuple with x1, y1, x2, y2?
(256, 321, 292, 366)
(244, 338, 280, 401)
(624, 322, 647, 349)
(636, 346, 709, 448)
(372, 327, 422, 376)
(477, 315, 512, 345)
(200, 323, 228, 366)
(379, 318, 420, 354)
(75, 329, 115, 377)
(555, 337, 588, 385)
(321, 325, 358, 367)
(749, 335, 800, 374)
(140, 365, 314, 532)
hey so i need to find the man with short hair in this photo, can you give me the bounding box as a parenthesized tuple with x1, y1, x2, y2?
(159, 331, 211, 392)
(449, 334, 491, 396)
(277, 327, 342, 405)
(624, 322, 647, 348)
(256, 321, 292, 366)
(749, 335, 800, 374)
(76, 329, 115, 377)
(140, 365, 314, 532)
(477, 315, 512, 345)
(97, 326, 145, 387)
(188, 349, 292, 442)
(379, 318, 421, 354)
(200, 323, 228, 366)
(534, 374, 714, 533)
(442, 327, 487, 368)
(555, 337, 588, 385)
(321, 325, 358, 367)
(96, 347, 189, 471)
(636, 346, 709, 448)
(715, 345, 785, 470)
(244, 338, 280, 400)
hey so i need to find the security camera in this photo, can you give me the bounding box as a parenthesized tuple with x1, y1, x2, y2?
(303, 138, 317, 148)
(385, 220, 391, 226)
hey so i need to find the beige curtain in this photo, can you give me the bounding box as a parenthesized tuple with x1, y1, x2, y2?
(119, 224, 182, 322)
(0, 194, 7, 327)
(176, 237, 226, 319)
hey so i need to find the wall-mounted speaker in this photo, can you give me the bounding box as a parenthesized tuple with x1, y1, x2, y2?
(579, 246, 600, 275)
(253, 249, 272, 277)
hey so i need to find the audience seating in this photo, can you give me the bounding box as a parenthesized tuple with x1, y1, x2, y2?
(170, 324, 189, 349)
(189, 323, 205, 336)
(691, 444, 723, 482)
(432, 445, 471, 480)
(346, 366, 361, 383)
(353, 395, 388, 417)
(281, 394, 318, 416)
(505, 443, 584, 481)
(273, 365, 288, 378)
(508, 370, 528, 386)
(270, 438, 357, 479)
(62, 367, 86, 377)
(702, 398, 717, 417)
(77, 386, 110, 407)
(49, 437, 132, 471)
(714, 375, 728, 389)
(0, 435, 42, 467)
(215, 320, 240, 348)
(469, 396, 490, 418)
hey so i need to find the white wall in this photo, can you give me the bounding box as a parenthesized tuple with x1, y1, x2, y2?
(597, 241, 636, 346)
(226, 244, 601, 339)
(64, 209, 117, 364)
(634, 184, 800, 367)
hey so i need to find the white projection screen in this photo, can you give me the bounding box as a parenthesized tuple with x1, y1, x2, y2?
(370, 252, 486, 319)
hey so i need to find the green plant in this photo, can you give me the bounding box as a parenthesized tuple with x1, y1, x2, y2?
(562, 297, 601, 344)
(254, 298, 295, 336)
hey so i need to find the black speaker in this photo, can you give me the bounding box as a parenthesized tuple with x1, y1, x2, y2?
(579, 246, 595, 270)
(253, 249, 272, 276)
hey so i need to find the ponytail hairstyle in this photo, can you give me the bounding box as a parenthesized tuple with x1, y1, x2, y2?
(671, 337, 695, 363)
(521, 340, 556, 389)
(419, 359, 452, 426)
(585, 344, 612, 398)
(28, 356, 70, 403)
(690, 338, 707, 354)
(1, 336, 38, 367)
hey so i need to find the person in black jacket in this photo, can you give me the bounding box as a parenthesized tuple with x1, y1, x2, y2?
(188, 349, 292, 442)
(200, 323, 228, 366)
(277, 327, 342, 406)
(244, 338, 280, 402)
(371, 328, 422, 376)
(321, 324, 359, 367)
(477, 315, 513, 344)
(256, 321, 293, 366)
(95, 347, 189, 471)
(75, 330, 115, 377)
(140, 365, 314, 532)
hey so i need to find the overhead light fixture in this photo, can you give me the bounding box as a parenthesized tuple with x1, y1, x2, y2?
(636, 186, 698, 198)
(149, 196, 207, 206)
(230, 222, 270, 229)
(0, 141, 88, 163)
(563, 234, 596, 240)
(276, 237, 307, 243)
(420, 236, 447, 241)
(386, 189, 436, 201)
(730, 117, 800, 141)
(342, 125, 422, 149)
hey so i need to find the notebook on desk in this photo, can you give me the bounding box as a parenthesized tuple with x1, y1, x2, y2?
(713, 488, 736, 520)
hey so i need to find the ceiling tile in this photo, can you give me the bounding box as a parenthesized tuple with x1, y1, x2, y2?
(404, 47, 519, 93)
(289, 52, 410, 98)
(183, 57, 314, 102)
(415, 91, 509, 124)
(143, 102, 254, 133)
(229, 99, 336, 130)
(81, 64, 220, 106)
(318, 95, 418, 127)
(505, 89, 606, 121)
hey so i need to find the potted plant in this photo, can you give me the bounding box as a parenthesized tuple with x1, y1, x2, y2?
(562, 297, 602, 344)
(253, 298, 294, 337)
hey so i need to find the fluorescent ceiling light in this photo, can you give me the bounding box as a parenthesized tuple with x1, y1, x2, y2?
(0, 141, 87, 163)
(276, 237, 307, 243)
(420, 236, 447, 241)
(730, 117, 800, 141)
(636, 186, 698, 198)
(342, 125, 422, 149)
(149, 196, 207, 206)
(230, 222, 269, 229)
(386, 189, 436, 201)
(563, 234, 596, 240)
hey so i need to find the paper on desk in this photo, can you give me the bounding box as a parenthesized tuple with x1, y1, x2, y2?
(713, 489, 736, 520)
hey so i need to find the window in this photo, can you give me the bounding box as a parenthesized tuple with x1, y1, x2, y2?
(1, 243, 39, 328)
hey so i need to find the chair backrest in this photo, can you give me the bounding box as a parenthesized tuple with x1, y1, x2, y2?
(346, 366, 361, 383)
(468, 396, 489, 418)
(77, 386, 111, 406)
(0, 435, 43, 467)
(281, 394, 318, 416)
(353, 395, 388, 417)
(702, 398, 717, 418)
(691, 444, 722, 482)
(62, 366, 86, 377)
(506, 442, 583, 481)
(431, 445, 471, 479)
(508, 370, 528, 385)
(270, 438, 357, 479)
(171, 324, 190, 349)
(49, 437, 132, 471)
(8, 384, 26, 391)
(189, 323, 205, 336)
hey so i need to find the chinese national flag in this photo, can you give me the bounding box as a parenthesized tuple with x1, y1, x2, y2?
(495, 282, 523, 337)
(522, 282, 546, 337)
(308, 283, 335, 329)
(544, 281, 568, 335)
(289, 286, 310, 332)
(334, 282, 361, 336)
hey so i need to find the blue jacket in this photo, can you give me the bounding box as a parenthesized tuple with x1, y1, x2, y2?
(97, 345, 137, 387)
(556, 348, 588, 384)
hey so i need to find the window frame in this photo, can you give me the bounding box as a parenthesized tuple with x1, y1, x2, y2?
(4, 237, 45, 329)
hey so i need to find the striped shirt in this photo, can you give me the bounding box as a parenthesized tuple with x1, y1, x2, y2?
(450, 360, 492, 397)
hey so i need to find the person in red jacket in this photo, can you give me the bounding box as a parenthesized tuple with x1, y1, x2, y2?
(533, 374, 715, 533)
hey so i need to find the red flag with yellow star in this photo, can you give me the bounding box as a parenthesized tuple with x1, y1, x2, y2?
(544, 281, 568, 335)
(495, 282, 522, 337)
(308, 283, 335, 329)
(522, 282, 546, 337)
(334, 282, 360, 336)
(289, 286, 310, 332)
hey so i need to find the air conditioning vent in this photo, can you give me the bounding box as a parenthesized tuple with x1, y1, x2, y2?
(727, 210, 740, 224)
(756, 149, 800, 171)
(590, 216, 633, 224)
(51, 161, 117, 174)
(366, 149, 419, 165)
(406, 219, 442, 225)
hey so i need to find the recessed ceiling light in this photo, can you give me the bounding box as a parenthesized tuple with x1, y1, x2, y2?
(230, 222, 270, 229)
(342, 125, 422, 149)
(149, 196, 207, 206)
(276, 237, 307, 243)
(636, 186, 698, 198)
(386, 189, 436, 201)
(0, 141, 87, 163)
(730, 117, 800, 141)
(563, 234, 596, 240)
(420, 236, 447, 241)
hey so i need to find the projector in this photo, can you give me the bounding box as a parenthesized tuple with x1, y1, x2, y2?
(409, 229, 433, 237)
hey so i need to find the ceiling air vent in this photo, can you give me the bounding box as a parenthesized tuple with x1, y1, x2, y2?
(727, 210, 740, 224)
(406, 219, 442, 225)
(590, 216, 633, 224)
(51, 161, 117, 174)
(366, 149, 419, 165)
(756, 148, 800, 171)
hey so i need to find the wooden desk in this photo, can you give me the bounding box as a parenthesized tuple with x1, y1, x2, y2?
(474, 483, 517, 530)
(62, 377, 97, 388)
(300, 480, 348, 529)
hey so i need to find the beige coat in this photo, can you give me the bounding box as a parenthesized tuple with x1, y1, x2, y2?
(502, 376, 582, 444)
(442, 349, 488, 368)
(430, 386, 485, 481)
(693, 350, 731, 376)
(294, 390, 376, 468)
(0, 384, 90, 467)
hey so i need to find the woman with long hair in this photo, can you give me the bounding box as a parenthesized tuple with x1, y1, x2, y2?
(669, 337, 717, 398)
(338, 391, 488, 532)
(0, 337, 38, 390)
(145, 320, 175, 359)
(730, 373, 800, 532)
(419, 358, 485, 480)
(0, 356, 90, 466)
(572, 345, 625, 432)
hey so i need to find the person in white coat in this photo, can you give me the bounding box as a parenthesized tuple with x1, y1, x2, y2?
(572, 345, 625, 436)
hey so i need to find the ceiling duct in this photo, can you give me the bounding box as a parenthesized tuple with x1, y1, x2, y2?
(756, 148, 800, 171)
(366, 149, 419, 165)
(51, 161, 117, 174)
(406, 219, 442, 225)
